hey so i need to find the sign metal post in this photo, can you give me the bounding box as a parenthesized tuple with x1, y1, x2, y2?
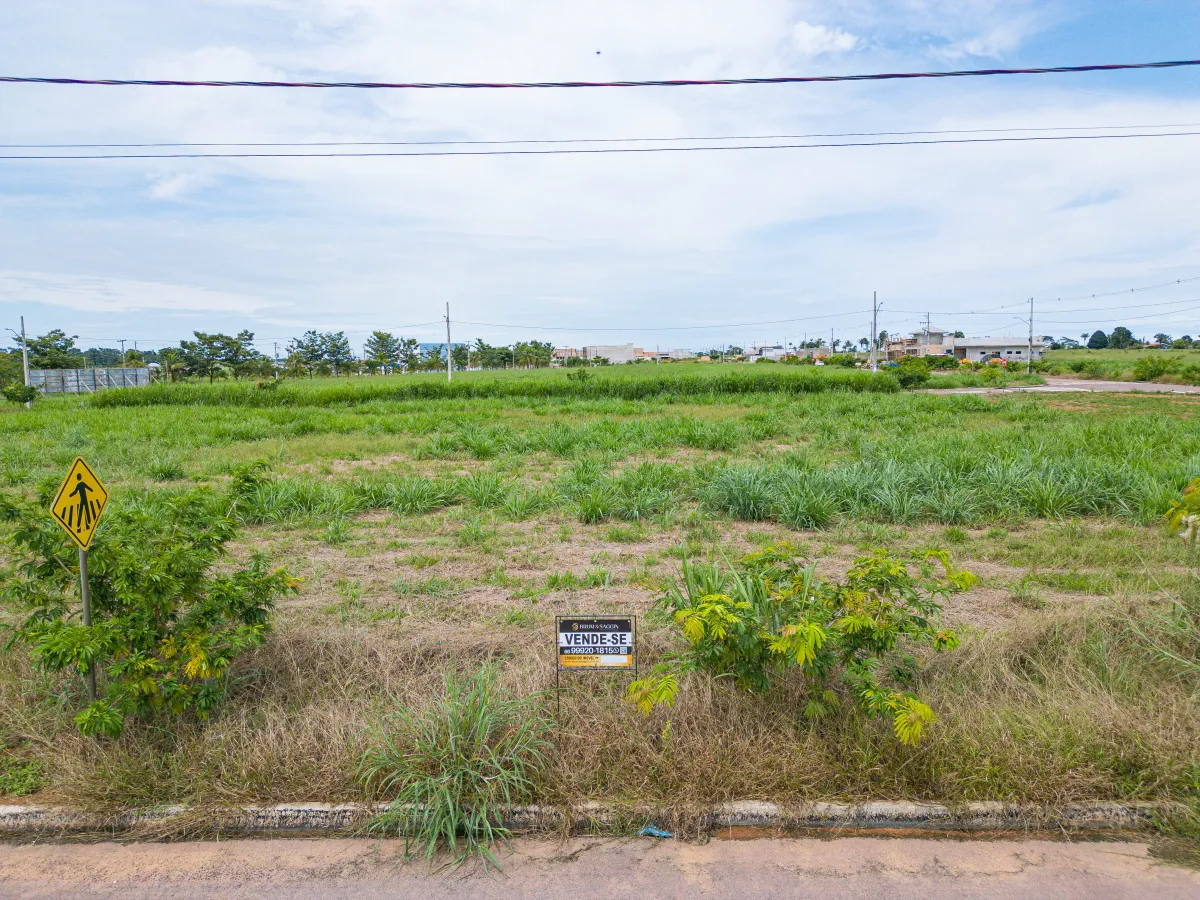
(49, 457, 109, 701)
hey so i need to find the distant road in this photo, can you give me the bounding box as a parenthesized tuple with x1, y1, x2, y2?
(2, 836, 1197, 899)
(931, 377, 1200, 395)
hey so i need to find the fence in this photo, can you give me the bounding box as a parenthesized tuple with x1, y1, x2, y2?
(30, 368, 152, 394)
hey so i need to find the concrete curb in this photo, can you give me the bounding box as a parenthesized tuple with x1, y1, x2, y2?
(0, 800, 1161, 837)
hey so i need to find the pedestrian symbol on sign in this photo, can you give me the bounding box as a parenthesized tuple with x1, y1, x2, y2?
(50, 457, 109, 550)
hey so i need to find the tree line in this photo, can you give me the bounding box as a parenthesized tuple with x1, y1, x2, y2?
(1, 327, 558, 386)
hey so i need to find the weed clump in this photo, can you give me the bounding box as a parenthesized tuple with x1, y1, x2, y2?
(361, 666, 552, 868)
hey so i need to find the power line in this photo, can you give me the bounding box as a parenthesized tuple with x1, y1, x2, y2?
(888, 275, 1200, 318)
(2, 59, 1198, 90)
(1028, 301, 1200, 325)
(6, 130, 1200, 160)
(7, 122, 1200, 149)
(456, 309, 873, 333)
(893, 295, 1200, 318)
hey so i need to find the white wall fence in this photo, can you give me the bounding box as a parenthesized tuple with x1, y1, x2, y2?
(30, 368, 152, 394)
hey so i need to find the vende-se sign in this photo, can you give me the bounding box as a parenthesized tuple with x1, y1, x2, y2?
(556, 616, 635, 669)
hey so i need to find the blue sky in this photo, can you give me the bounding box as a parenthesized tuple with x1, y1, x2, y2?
(2, 1, 1200, 354)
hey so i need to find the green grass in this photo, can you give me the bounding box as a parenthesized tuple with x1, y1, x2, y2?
(360, 666, 552, 867)
(1043, 348, 1200, 382)
(2, 369, 1199, 849)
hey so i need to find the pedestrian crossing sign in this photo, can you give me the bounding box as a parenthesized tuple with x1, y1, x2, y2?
(50, 457, 109, 550)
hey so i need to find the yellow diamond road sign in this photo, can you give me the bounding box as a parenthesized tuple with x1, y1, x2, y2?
(51, 457, 109, 550)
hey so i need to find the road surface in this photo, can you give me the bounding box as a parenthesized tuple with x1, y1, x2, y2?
(2, 835, 1197, 899)
(931, 376, 1200, 395)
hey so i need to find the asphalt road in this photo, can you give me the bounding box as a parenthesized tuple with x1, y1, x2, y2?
(3, 836, 1197, 899)
(931, 376, 1200, 395)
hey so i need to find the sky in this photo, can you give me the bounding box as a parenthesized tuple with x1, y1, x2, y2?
(2, 0, 1200, 355)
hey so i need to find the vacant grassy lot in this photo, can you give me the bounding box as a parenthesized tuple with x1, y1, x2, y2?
(1044, 348, 1200, 381)
(1, 368, 1197, 838)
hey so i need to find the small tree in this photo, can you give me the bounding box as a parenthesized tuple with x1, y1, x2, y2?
(179, 332, 226, 383)
(629, 544, 971, 745)
(218, 330, 262, 380)
(22, 330, 85, 369)
(324, 331, 356, 376)
(398, 338, 421, 373)
(0, 479, 297, 738)
(365, 331, 400, 373)
(1108, 326, 1137, 350)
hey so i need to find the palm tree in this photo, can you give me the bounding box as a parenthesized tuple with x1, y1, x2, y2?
(157, 348, 183, 383)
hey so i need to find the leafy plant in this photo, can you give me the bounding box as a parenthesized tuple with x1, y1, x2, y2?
(361, 666, 553, 868)
(2, 383, 38, 404)
(894, 357, 931, 389)
(1167, 478, 1200, 547)
(323, 517, 351, 545)
(629, 543, 972, 745)
(0, 752, 44, 796)
(0, 486, 297, 738)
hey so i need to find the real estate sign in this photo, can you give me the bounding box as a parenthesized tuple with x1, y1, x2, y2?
(556, 616, 635, 669)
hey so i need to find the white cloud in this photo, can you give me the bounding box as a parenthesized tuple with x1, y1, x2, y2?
(0, 271, 279, 315)
(792, 21, 858, 56)
(148, 172, 215, 200)
(0, 1, 1196, 351)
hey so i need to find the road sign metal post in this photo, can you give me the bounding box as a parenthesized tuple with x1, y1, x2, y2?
(78, 547, 95, 700)
(49, 457, 109, 702)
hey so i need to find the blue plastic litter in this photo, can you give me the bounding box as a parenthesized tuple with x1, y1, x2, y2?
(639, 826, 672, 838)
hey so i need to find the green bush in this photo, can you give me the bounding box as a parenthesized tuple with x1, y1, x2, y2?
(2, 384, 38, 404)
(629, 544, 972, 744)
(1133, 356, 1178, 381)
(0, 487, 297, 738)
(894, 357, 931, 389)
(361, 666, 553, 868)
(924, 355, 959, 371)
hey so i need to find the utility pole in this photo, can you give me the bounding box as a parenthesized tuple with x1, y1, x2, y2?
(119, 338, 126, 368)
(1027, 297, 1034, 374)
(830, 327, 835, 354)
(870, 292, 880, 373)
(444, 302, 452, 383)
(20, 316, 31, 409)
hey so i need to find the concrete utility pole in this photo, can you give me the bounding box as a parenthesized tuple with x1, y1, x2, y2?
(1027, 297, 1034, 374)
(870, 292, 880, 373)
(119, 339, 126, 368)
(444, 302, 452, 383)
(20, 316, 31, 408)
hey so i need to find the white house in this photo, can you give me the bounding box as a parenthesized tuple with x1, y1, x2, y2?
(582, 343, 641, 364)
(953, 337, 1045, 362)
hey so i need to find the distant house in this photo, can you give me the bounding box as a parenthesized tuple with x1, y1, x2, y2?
(887, 326, 956, 358)
(552, 347, 581, 361)
(745, 344, 788, 362)
(953, 337, 1045, 362)
(581, 343, 643, 364)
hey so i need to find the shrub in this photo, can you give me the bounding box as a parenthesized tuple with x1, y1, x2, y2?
(361, 666, 553, 868)
(2, 384, 38, 404)
(629, 544, 972, 745)
(924, 355, 959, 371)
(0, 488, 297, 738)
(1133, 355, 1178, 381)
(894, 357, 931, 389)
(1167, 478, 1200, 547)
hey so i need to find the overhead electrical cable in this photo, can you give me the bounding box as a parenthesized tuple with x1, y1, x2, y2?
(6, 122, 1200, 149)
(5, 129, 1200, 160)
(2, 59, 1198, 90)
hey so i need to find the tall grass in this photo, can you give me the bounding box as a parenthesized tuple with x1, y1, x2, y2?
(87, 367, 900, 409)
(360, 666, 552, 868)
